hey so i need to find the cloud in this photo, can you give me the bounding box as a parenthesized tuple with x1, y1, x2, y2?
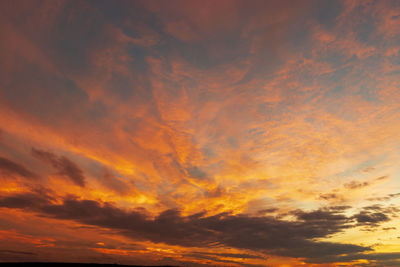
(382, 227, 396, 231)
(0, 249, 36, 255)
(31, 148, 85, 187)
(0, 191, 371, 261)
(186, 166, 208, 180)
(0, 0, 400, 265)
(367, 192, 400, 202)
(204, 186, 225, 198)
(354, 211, 389, 226)
(318, 193, 342, 201)
(344, 176, 389, 190)
(353, 205, 399, 227)
(0, 156, 38, 179)
(98, 168, 130, 194)
(344, 180, 370, 189)
(0, 190, 53, 210)
(194, 252, 264, 260)
(0, 249, 37, 262)
(308, 252, 400, 264)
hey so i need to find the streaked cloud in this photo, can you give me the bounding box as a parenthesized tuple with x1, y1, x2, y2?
(0, 0, 399, 265)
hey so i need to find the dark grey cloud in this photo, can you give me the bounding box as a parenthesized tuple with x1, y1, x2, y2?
(185, 252, 251, 266)
(293, 205, 350, 222)
(367, 192, 400, 202)
(31, 148, 85, 187)
(0, 156, 38, 179)
(353, 205, 399, 227)
(0, 249, 36, 255)
(186, 166, 208, 180)
(0, 191, 371, 262)
(382, 227, 396, 231)
(308, 252, 400, 264)
(318, 193, 341, 201)
(344, 180, 370, 189)
(203, 252, 264, 260)
(0, 249, 37, 262)
(344, 176, 388, 190)
(204, 185, 225, 198)
(354, 211, 389, 225)
(257, 208, 278, 215)
(0, 189, 54, 210)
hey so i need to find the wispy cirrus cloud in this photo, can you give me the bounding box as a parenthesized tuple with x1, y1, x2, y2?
(0, 157, 38, 180)
(32, 148, 86, 187)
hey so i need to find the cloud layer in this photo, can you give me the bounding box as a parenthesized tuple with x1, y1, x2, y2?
(0, 0, 400, 266)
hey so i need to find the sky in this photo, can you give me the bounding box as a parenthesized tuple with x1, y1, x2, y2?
(0, 0, 399, 266)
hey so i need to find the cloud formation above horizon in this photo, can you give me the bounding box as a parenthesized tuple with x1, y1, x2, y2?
(0, 0, 400, 266)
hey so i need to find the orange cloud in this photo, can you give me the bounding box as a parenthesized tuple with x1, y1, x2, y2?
(1, 0, 400, 266)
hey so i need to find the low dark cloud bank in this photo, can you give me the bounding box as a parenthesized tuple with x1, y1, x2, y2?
(0, 191, 384, 263)
(0, 165, 398, 264)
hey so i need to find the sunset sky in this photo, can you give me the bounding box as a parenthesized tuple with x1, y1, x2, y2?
(0, 0, 400, 266)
